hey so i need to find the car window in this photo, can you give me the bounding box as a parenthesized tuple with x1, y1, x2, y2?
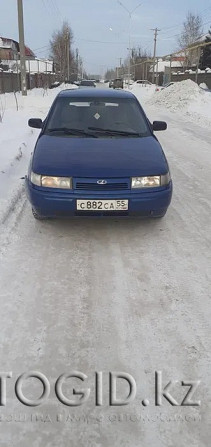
(80, 80, 95, 86)
(45, 97, 151, 136)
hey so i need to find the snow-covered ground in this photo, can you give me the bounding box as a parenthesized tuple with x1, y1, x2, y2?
(0, 82, 211, 446)
(0, 83, 77, 220)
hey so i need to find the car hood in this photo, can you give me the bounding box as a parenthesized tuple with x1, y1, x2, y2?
(32, 135, 168, 177)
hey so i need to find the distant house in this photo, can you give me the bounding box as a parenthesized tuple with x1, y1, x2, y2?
(150, 57, 183, 73)
(147, 58, 185, 85)
(0, 37, 36, 61)
(189, 33, 211, 67)
(0, 37, 54, 74)
(173, 34, 211, 67)
(194, 32, 211, 45)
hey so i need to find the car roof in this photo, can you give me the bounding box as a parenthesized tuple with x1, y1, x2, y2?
(58, 88, 135, 99)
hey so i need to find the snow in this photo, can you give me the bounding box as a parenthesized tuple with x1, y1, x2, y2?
(0, 83, 78, 220)
(0, 83, 211, 446)
(145, 79, 211, 127)
(199, 82, 210, 90)
(129, 83, 156, 102)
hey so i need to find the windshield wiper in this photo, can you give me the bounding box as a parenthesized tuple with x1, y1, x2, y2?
(88, 127, 144, 137)
(47, 127, 98, 138)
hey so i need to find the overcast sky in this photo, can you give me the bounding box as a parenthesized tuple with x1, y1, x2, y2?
(0, 0, 211, 74)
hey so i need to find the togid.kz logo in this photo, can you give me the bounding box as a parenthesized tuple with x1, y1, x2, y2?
(0, 371, 201, 407)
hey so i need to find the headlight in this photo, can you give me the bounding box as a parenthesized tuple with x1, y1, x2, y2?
(41, 176, 72, 189)
(30, 172, 72, 189)
(131, 173, 171, 188)
(31, 172, 41, 186)
(131, 176, 160, 188)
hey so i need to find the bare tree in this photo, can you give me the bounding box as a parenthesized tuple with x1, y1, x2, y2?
(178, 12, 203, 48)
(50, 21, 75, 81)
(105, 46, 151, 81)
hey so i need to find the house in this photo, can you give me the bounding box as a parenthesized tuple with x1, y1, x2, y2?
(0, 37, 54, 74)
(149, 58, 184, 84)
(0, 37, 18, 60)
(0, 37, 35, 62)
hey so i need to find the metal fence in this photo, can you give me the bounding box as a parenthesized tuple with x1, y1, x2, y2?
(171, 72, 211, 89)
(0, 71, 60, 93)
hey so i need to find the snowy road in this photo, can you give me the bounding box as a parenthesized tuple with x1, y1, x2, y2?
(0, 93, 210, 446)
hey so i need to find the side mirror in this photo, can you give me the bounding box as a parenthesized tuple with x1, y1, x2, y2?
(28, 118, 43, 129)
(153, 121, 167, 131)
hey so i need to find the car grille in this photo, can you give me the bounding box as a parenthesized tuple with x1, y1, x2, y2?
(75, 182, 129, 190)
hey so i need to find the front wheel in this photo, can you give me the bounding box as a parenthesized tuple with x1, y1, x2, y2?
(32, 208, 47, 220)
(153, 210, 167, 218)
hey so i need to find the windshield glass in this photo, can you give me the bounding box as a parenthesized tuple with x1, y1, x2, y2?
(45, 97, 150, 136)
(80, 80, 95, 86)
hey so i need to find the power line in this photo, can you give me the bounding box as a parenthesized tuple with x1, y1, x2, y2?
(161, 7, 211, 33)
(33, 44, 50, 51)
(162, 20, 211, 40)
(51, 0, 61, 17)
(161, 15, 211, 38)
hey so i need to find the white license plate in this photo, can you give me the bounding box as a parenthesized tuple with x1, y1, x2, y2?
(76, 199, 128, 211)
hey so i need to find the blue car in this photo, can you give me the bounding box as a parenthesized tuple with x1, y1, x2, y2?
(26, 88, 172, 219)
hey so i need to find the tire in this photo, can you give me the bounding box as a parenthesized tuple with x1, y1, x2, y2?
(153, 210, 167, 218)
(32, 208, 47, 220)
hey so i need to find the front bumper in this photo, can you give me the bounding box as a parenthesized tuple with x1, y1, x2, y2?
(25, 178, 172, 218)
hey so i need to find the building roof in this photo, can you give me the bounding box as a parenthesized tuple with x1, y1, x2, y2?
(0, 37, 35, 57)
(149, 59, 184, 73)
(25, 45, 36, 58)
(195, 32, 211, 43)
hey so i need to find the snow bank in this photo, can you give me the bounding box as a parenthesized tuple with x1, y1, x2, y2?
(147, 79, 202, 110)
(146, 79, 211, 127)
(199, 82, 209, 90)
(0, 83, 78, 221)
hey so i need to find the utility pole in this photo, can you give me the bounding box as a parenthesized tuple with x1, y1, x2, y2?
(17, 0, 27, 95)
(117, 1, 142, 88)
(151, 27, 160, 84)
(117, 57, 122, 77)
(15, 52, 20, 92)
(66, 31, 70, 81)
(76, 48, 79, 81)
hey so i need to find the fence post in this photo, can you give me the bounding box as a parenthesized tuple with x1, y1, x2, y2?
(156, 57, 159, 85)
(11, 71, 14, 92)
(28, 60, 31, 89)
(195, 47, 201, 84)
(169, 55, 172, 82)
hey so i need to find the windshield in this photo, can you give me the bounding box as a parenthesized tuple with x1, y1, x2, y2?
(80, 80, 95, 86)
(45, 97, 151, 137)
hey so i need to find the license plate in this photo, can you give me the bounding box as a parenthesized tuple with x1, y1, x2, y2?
(76, 199, 128, 211)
